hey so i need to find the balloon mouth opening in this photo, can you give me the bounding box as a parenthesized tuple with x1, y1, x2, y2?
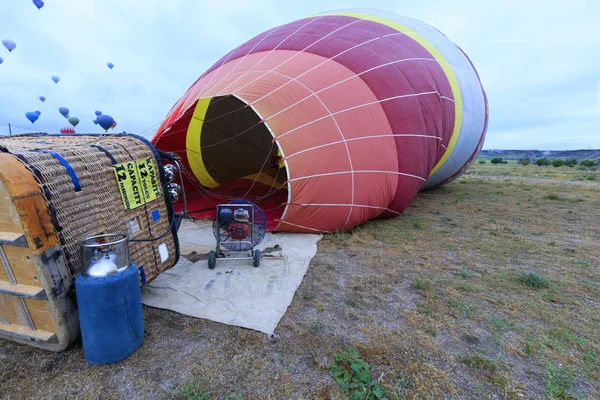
(166, 95, 290, 227)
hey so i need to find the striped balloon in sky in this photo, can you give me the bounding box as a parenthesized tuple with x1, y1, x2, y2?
(152, 8, 488, 233)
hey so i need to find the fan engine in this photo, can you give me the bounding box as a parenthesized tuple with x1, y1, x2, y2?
(208, 200, 267, 269)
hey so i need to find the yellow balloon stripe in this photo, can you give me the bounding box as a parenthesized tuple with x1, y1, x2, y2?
(186, 98, 219, 188)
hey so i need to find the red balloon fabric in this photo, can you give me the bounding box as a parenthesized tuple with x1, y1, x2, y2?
(60, 127, 75, 134)
(152, 8, 488, 233)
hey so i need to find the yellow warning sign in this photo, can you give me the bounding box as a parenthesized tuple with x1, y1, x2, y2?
(137, 157, 161, 204)
(114, 159, 151, 210)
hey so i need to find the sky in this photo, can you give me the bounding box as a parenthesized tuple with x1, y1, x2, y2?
(0, 0, 598, 150)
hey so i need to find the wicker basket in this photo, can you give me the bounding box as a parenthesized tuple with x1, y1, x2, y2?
(0, 133, 180, 351)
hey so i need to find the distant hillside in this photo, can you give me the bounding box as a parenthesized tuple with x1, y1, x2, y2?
(479, 149, 600, 161)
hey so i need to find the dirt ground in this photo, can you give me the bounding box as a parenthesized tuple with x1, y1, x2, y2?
(1, 163, 599, 399)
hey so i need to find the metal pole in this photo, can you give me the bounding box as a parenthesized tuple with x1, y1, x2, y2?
(8, 123, 12, 136)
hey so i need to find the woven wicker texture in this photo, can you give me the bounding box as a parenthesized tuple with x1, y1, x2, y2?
(0, 134, 177, 283)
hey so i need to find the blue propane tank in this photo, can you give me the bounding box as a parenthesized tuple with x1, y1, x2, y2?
(75, 263, 144, 365)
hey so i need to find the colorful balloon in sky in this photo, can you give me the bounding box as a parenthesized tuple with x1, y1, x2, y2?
(95, 110, 102, 116)
(25, 112, 39, 123)
(35, 110, 41, 116)
(96, 114, 115, 131)
(39, 96, 46, 102)
(152, 8, 489, 233)
(2, 40, 16, 53)
(32, 0, 44, 10)
(107, 62, 114, 70)
(68, 116, 80, 127)
(51, 75, 60, 84)
(59, 107, 69, 118)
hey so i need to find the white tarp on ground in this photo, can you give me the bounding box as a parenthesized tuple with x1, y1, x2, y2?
(141, 220, 322, 335)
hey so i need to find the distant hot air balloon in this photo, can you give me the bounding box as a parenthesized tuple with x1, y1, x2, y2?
(68, 116, 80, 127)
(60, 127, 75, 134)
(51, 75, 60, 84)
(0, 57, 3, 65)
(39, 95, 46, 102)
(2, 40, 16, 53)
(25, 112, 39, 123)
(107, 62, 114, 70)
(95, 110, 102, 116)
(35, 110, 41, 116)
(58, 107, 69, 118)
(96, 114, 115, 131)
(32, 0, 44, 10)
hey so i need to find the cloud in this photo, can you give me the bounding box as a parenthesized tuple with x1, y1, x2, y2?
(0, 0, 598, 149)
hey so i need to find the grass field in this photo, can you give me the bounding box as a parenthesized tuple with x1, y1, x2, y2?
(1, 163, 599, 399)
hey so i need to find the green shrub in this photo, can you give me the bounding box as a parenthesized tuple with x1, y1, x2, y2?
(564, 158, 577, 167)
(536, 157, 551, 166)
(518, 158, 530, 166)
(478, 160, 486, 164)
(580, 159, 595, 167)
(518, 272, 550, 288)
(552, 159, 564, 167)
(329, 349, 386, 400)
(490, 157, 507, 164)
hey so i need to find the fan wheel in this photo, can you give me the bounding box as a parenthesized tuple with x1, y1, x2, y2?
(208, 251, 216, 269)
(253, 249, 260, 268)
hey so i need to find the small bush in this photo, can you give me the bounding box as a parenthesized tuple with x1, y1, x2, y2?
(536, 157, 551, 166)
(309, 321, 325, 334)
(580, 159, 595, 167)
(329, 349, 386, 400)
(518, 158, 531, 166)
(459, 353, 497, 373)
(564, 158, 578, 167)
(478, 160, 486, 164)
(518, 272, 550, 288)
(585, 175, 596, 181)
(552, 159, 564, 167)
(544, 193, 561, 200)
(491, 157, 507, 164)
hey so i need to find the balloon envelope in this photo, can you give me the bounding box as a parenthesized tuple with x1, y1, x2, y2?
(96, 115, 115, 131)
(2, 40, 16, 52)
(95, 110, 102, 116)
(25, 112, 38, 123)
(107, 62, 114, 69)
(151, 8, 489, 233)
(93, 119, 98, 125)
(51, 75, 60, 84)
(0, 57, 3, 65)
(68, 116, 80, 127)
(32, 0, 44, 9)
(60, 127, 75, 134)
(39, 96, 46, 102)
(58, 107, 69, 117)
(111, 121, 117, 129)
(35, 110, 41, 115)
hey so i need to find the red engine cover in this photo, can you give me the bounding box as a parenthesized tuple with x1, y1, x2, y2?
(227, 223, 249, 240)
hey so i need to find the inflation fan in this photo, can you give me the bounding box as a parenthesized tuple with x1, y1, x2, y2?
(208, 200, 267, 269)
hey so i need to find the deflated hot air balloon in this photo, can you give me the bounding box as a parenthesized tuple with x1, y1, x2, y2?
(51, 75, 60, 84)
(59, 107, 69, 118)
(95, 110, 102, 116)
(152, 8, 488, 233)
(39, 96, 46, 102)
(2, 40, 16, 53)
(68, 116, 80, 127)
(33, 0, 44, 10)
(96, 114, 115, 131)
(107, 62, 114, 70)
(25, 112, 39, 123)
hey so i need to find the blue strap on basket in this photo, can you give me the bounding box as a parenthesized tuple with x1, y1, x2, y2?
(32, 150, 81, 192)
